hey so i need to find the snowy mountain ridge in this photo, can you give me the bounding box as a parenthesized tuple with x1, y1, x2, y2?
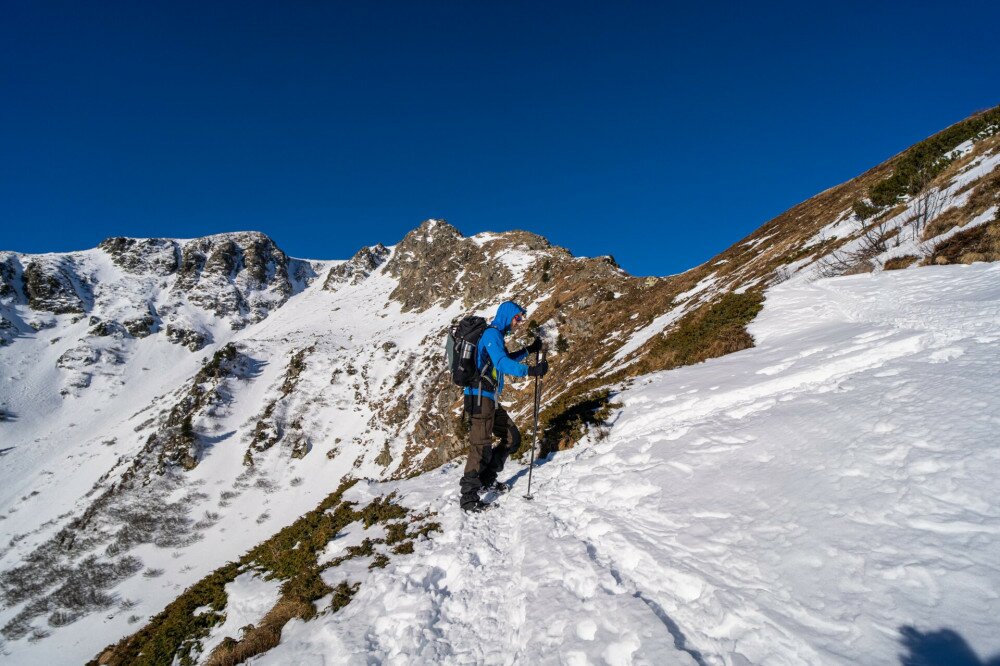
(1, 106, 999, 664)
(1, 220, 686, 664)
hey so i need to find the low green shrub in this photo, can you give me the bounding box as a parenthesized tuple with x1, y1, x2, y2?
(532, 390, 622, 457)
(868, 106, 1000, 207)
(653, 291, 764, 368)
(90, 481, 439, 666)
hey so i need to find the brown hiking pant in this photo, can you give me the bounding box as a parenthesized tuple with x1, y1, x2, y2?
(460, 397, 520, 508)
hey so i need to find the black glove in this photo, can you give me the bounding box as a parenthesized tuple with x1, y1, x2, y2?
(525, 337, 543, 355)
(527, 360, 549, 377)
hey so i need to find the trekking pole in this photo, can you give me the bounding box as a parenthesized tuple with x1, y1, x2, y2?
(524, 346, 545, 500)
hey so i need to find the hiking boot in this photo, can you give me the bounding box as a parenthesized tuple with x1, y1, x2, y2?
(462, 500, 490, 513)
(486, 481, 509, 495)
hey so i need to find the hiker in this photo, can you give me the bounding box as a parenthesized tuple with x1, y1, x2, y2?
(460, 300, 548, 512)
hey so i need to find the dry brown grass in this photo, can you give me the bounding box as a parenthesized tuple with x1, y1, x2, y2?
(923, 164, 1000, 242)
(883, 255, 920, 271)
(203, 598, 310, 666)
(404, 111, 1000, 474)
(964, 164, 1000, 218)
(928, 221, 1000, 265)
(922, 206, 966, 240)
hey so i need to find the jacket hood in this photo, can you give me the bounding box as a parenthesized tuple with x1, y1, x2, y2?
(491, 301, 525, 335)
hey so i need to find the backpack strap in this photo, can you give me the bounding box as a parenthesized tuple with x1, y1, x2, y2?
(476, 326, 498, 392)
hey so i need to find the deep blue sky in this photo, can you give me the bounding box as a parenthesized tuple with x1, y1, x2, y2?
(2, 1, 998, 276)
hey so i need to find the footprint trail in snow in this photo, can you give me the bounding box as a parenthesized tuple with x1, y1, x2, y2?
(263, 264, 1000, 665)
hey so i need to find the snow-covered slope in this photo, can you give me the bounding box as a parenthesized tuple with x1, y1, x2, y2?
(256, 263, 1000, 665)
(2, 106, 999, 664)
(0, 222, 678, 664)
(0, 239, 449, 663)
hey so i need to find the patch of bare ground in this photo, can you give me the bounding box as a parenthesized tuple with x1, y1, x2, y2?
(884, 255, 920, 270)
(924, 162, 1000, 241)
(928, 220, 1000, 265)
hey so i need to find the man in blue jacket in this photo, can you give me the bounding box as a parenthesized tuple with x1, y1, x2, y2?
(461, 300, 548, 512)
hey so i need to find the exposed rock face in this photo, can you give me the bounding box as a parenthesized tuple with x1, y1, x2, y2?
(242, 234, 289, 289)
(0, 255, 24, 346)
(408, 369, 465, 469)
(129, 344, 251, 476)
(165, 324, 211, 352)
(245, 346, 315, 466)
(8, 233, 304, 355)
(384, 220, 513, 312)
(173, 232, 292, 327)
(94, 232, 299, 347)
(88, 317, 127, 338)
(174, 238, 209, 290)
(22, 258, 89, 314)
(99, 237, 179, 276)
(0, 315, 17, 346)
(323, 243, 389, 291)
(122, 304, 159, 338)
(0, 254, 23, 301)
(2, 232, 307, 407)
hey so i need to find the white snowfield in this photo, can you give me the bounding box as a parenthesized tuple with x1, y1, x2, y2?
(260, 264, 1000, 665)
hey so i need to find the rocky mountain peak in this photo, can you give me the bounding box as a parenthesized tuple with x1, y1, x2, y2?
(383, 220, 511, 312)
(4, 107, 1000, 666)
(323, 243, 390, 292)
(381, 220, 629, 315)
(413, 218, 463, 243)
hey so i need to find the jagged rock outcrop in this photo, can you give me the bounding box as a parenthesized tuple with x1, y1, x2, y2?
(383, 219, 514, 312)
(88, 316, 128, 338)
(96, 232, 298, 347)
(22, 258, 89, 314)
(129, 344, 252, 476)
(85, 312, 156, 341)
(323, 243, 389, 291)
(99, 237, 179, 276)
(164, 324, 211, 352)
(0, 315, 16, 346)
(245, 346, 315, 465)
(0, 254, 23, 301)
(122, 304, 159, 338)
(172, 232, 292, 328)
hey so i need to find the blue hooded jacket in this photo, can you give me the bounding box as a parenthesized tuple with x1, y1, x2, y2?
(463, 300, 529, 402)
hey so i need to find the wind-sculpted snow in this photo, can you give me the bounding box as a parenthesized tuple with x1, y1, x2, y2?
(257, 264, 1000, 665)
